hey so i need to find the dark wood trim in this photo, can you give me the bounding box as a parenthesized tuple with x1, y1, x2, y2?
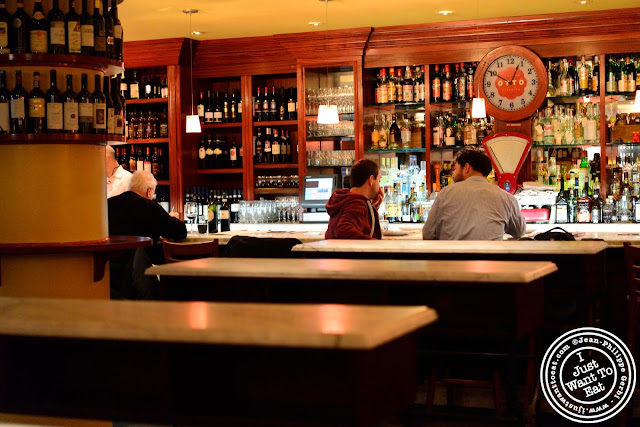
(198, 168, 243, 174)
(241, 75, 255, 200)
(254, 163, 299, 170)
(125, 98, 168, 105)
(202, 122, 242, 129)
(168, 65, 184, 215)
(0, 134, 124, 145)
(0, 53, 123, 75)
(123, 38, 188, 68)
(125, 138, 169, 145)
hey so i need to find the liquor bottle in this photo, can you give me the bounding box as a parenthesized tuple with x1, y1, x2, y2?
(63, 74, 78, 133)
(111, 74, 124, 135)
(27, 72, 46, 133)
(92, 74, 106, 133)
(555, 176, 569, 223)
(269, 87, 277, 121)
(254, 87, 262, 121)
(0, 0, 9, 54)
(151, 147, 159, 177)
(219, 194, 231, 232)
(442, 64, 453, 102)
(80, 0, 94, 55)
(431, 64, 441, 103)
(158, 108, 168, 138)
(143, 146, 151, 172)
(395, 68, 404, 103)
(389, 113, 400, 149)
(624, 56, 636, 93)
(375, 68, 387, 104)
(456, 62, 467, 101)
(28, 0, 47, 54)
(591, 55, 599, 94)
(45, 70, 63, 133)
(568, 178, 579, 223)
(271, 128, 280, 163)
(263, 127, 272, 162)
(103, 76, 114, 134)
(76, 73, 92, 133)
(400, 112, 411, 149)
(109, 0, 122, 61)
(230, 89, 237, 122)
(402, 66, 414, 103)
(371, 113, 380, 150)
(47, 0, 65, 54)
(578, 56, 590, 96)
(567, 60, 578, 96)
(605, 56, 617, 94)
(287, 87, 297, 120)
(103, 0, 114, 58)
(386, 67, 397, 104)
(9, 1, 28, 54)
(0, 71, 9, 133)
(208, 192, 218, 234)
(576, 188, 592, 223)
(93, 0, 106, 57)
(255, 128, 263, 163)
(213, 90, 223, 123)
(466, 63, 475, 99)
(262, 86, 269, 121)
(591, 186, 603, 224)
(230, 136, 238, 168)
(65, 0, 81, 54)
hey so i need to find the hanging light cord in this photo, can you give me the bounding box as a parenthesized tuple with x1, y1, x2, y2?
(189, 12, 194, 116)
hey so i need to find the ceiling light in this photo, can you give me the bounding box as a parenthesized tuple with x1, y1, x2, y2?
(439, 10, 453, 16)
(183, 9, 201, 134)
(191, 31, 206, 35)
(308, 21, 320, 26)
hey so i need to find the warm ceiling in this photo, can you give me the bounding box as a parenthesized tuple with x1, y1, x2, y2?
(120, 0, 639, 42)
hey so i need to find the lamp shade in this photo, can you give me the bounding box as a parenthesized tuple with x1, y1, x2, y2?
(186, 115, 201, 133)
(471, 97, 487, 118)
(317, 104, 340, 124)
(633, 89, 640, 113)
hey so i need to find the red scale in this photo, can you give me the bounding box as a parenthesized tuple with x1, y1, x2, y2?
(482, 132, 532, 194)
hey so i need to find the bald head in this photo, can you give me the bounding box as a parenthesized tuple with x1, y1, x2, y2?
(129, 170, 157, 199)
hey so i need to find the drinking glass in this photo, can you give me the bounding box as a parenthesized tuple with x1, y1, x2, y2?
(184, 202, 198, 232)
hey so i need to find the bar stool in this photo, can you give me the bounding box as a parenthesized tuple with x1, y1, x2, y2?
(621, 242, 640, 426)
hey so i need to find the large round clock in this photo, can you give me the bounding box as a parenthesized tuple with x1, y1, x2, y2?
(474, 45, 548, 122)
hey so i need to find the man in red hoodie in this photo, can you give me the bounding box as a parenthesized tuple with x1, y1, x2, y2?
(325, 159, 384, 240)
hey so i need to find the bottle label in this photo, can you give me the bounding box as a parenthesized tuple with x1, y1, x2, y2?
(129, 83, 139, 99)
(592, 208, 600, 224)
(442, 81, 452, 101)
(78, 102, 92, 123)
(63, 102, 79, 130)
(93, 103, 106, 128)
(67, 21, 81, 53)
(114, 25, 122, 39)
(220, 210, 230, 220)
(237, 102, 242, 113)
(30, 30, 47, 53)
(0, 102, 9, 132)
(287, 101, 295, 113)
(46, 102, 63, 130)
(114, 112, 123, 134)
(432, 78, 441, 99)
(198, 147, 206, 160)
(106, 35, 114, 47)
(107, 107, 115, 134)
(556, 204, 568, 223)
(230, 148, 237, 160)
(49, 21, 65, 46)
(28, 98, 45, 118)
(0, 22, 7, 48)
(272, 144, 280, 155)
(94, 34, 106, 52)
(197, 104, 204, 117)
(264, 141, 271, 153)
(213, 111, 222, 120)
(403, 85, 413, 102)
(81, 24, 94, 47)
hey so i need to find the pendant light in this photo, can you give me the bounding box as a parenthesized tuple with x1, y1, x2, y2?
(470, 0, 486, 119)
(184, 9, 201, 133)
(316, 0, 339, 125)
(633, 89, 640, 113)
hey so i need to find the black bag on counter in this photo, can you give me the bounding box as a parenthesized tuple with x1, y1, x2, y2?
(533, 227, 576, 241)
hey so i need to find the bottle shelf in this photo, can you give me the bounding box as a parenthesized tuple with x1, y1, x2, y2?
(430, 101, 471, 110)
(305, 113, 354, 122)
(0, 133, 125, 145)
(198, 168, 243, 174)
(125, 138, 169, 144)
(431, 145, 470, 151)
(0, 53, 123, 75)
(201, 122, 242, 129)
(607, 142, 640, 146)
(365, 102, 425, 110)
(253, 120, 297, 127)
(532, 143, 600, 148)
(307, 135, 355, 141)
(254, 188, 299, 195)
(367, 148, 425, 153)
(125, 98, 168, 105)
(254, 163, 299, 169)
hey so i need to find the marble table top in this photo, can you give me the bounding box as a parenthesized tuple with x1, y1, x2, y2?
(0, 297, 437, 350)
(292, 239, 608, 255)
(147, 257, 558, 284)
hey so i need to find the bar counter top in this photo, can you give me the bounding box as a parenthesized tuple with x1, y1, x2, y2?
(147, 257, 558, 284)
(0, 297, 436, 350)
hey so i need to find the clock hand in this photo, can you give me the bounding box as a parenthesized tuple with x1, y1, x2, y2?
(495, 74, 510, 83)
(510, 64, 520, 83)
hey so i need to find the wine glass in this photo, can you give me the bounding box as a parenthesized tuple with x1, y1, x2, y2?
(184, 201, 198, 232)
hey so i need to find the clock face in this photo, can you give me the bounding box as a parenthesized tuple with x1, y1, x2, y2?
(482, 55, 540, 112)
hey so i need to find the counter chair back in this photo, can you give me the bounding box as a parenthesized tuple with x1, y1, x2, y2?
(162, 239, 219, 263)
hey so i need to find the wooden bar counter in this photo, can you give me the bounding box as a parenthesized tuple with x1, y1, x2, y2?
(0, 297, 436, 426)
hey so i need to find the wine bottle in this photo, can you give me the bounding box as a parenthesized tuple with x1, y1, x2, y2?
(263, 127, 272, 163)
(286, 87, 296, 120)
(65, 0, 81, 54)
(127, 144, 136, 171)
(9, 1, 28, 54)
(27, 72, 46, 133)
(29, 0, 48, 54)
(213, 90, 223, 123)
(207, 194, 218, 234)
(128, 70, 139, 99)
(230, 89, 237, 122)
(76, 73, 92, 133)
(221, 89, 229, 123)
(204, 89, 213, 123)
(10, 71, 27, 133)
(0, 71, 10, 133)
(136, 146, 143, 171)
(198, 135, 206, 169)
(63, 74, 78, 133)
(46, 70, 63, 133)
(80, 0, 94, 56)
(103, 75, 114, 134)
(219, 194, 230, 232)
(262, 86, 269, 121)
(109, 0, 122, 61)
(213, 135, 222, 168)
(92, 75, 106, 133)
(205, 135, 214, 169)
(143, 146, 151, 172)
(197, 91, 205, 122)
(48, 0, 65, 54)
(0, 0, 9, 54)
(230, 136, 238, 168)
(271, 128, 280, 163)
(151, 147, 160, 177)
(103, 0, 114, 59)
(254, 87, 262, 121)
(92, 0, 106, 57)
(269, 87, 277, 121)
(431, 64, 441, 103)
(111, 74, 123, 135)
